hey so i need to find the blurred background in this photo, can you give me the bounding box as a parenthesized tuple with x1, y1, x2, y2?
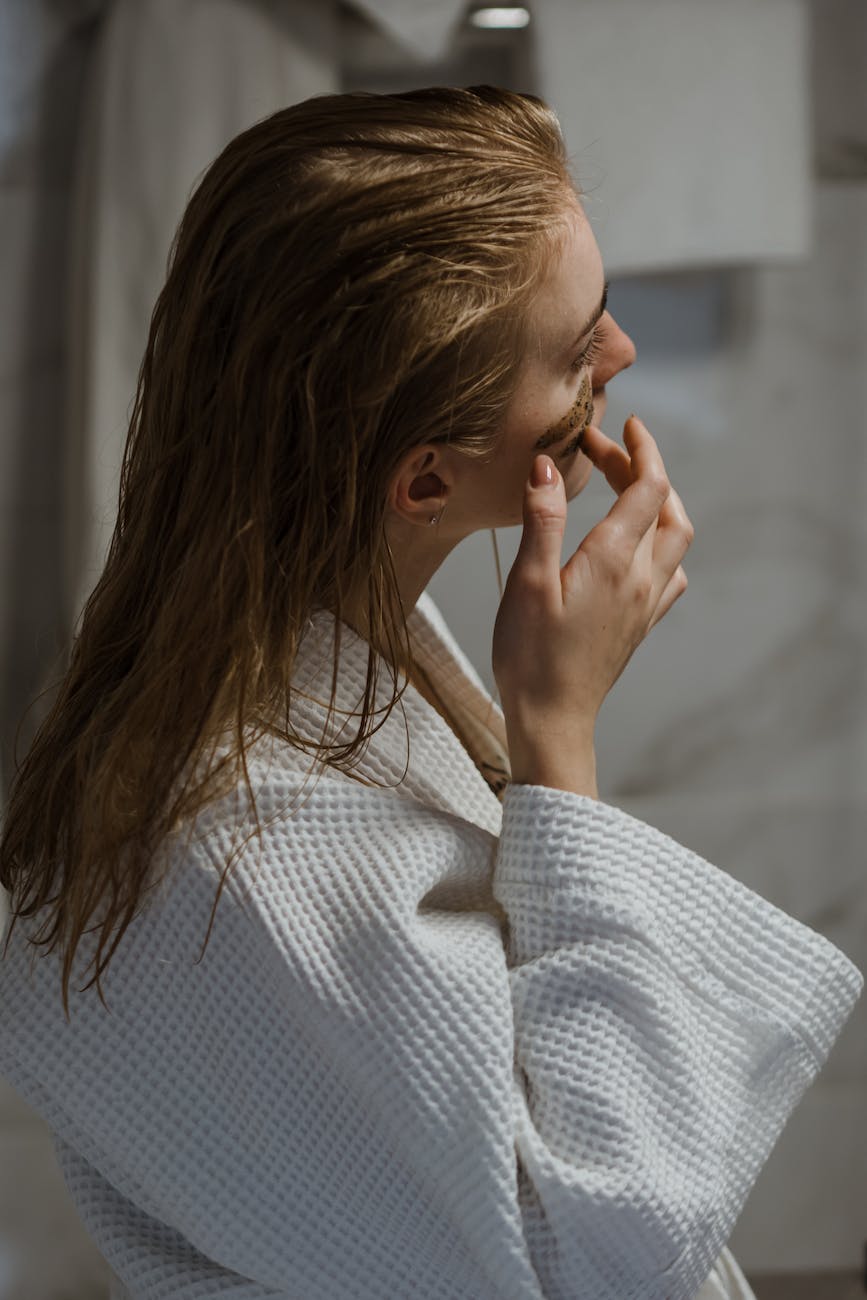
(0, 0, 865, 1296)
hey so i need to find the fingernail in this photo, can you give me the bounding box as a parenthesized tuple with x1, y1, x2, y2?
(531, 455, 555, 488)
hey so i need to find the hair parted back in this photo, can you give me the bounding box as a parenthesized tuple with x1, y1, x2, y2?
(1, 85, 578, 1018)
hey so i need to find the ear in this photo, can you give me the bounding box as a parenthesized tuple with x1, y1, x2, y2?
(389, 447, 450, 525)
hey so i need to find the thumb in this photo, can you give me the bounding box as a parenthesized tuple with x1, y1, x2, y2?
(513, 454, 567, 585)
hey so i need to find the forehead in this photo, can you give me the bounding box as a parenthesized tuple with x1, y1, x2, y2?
(527, 204, 605, 355)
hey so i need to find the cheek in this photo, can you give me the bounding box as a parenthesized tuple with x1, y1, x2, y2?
(568, 373, 594, 430)
(539, 372, 594, 445)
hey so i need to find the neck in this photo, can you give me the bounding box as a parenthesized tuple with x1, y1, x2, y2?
(332, 515, 459, 660)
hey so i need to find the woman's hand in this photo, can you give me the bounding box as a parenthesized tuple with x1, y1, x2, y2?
(492, 414, 694, 783)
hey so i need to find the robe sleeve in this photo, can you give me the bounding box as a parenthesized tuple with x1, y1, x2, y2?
(494, 783, 862, 1297)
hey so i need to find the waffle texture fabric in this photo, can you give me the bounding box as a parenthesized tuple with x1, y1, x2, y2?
(0, 591, 862, 1300)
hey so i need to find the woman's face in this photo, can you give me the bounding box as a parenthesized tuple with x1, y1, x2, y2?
(416, 200, 637, 534)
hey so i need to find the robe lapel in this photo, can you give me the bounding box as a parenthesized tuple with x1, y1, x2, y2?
(287, 594, 508, 836)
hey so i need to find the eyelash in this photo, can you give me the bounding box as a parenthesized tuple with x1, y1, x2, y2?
(570, 328, 603, 372)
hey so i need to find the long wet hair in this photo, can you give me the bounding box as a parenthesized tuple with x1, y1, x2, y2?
(0, 85, 577, 1018)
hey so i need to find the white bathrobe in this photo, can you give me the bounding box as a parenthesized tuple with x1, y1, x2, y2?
(0, 591, 860, 1298)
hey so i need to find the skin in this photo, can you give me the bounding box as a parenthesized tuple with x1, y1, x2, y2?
(536, 371, 595, 455)
(344, 199, 638, 635)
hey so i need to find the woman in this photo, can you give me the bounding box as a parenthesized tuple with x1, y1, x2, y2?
(0, 86, 861, 1300)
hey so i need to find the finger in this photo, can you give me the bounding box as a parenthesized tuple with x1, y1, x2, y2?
(622, 413, 669, 484)
(585, 416, 690, 599)
(598, 416, 670, 549)
(511, 454, 568, 602)
(657, 482, 694, 548)
(573, 484, 660, 589)
(648, 565, 688, 630)
(649, 483, 695, 597)
(580, 424, 633, 495)
(584, 424, 689, 550)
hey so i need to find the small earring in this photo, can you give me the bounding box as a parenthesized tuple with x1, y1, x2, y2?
(428, 500, 445, 526)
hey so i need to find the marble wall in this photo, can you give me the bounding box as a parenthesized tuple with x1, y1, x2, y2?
(0, 0, 865, 1294)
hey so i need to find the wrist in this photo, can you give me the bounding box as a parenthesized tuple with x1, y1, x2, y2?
(507, 734, 598, 801)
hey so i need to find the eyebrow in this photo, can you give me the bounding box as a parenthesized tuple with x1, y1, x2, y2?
(568, 279, 609, 352)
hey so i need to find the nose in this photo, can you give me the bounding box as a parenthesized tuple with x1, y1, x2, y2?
(592, 312, 636, 389)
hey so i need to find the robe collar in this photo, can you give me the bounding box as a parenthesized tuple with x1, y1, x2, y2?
(282, 592, 510, 837)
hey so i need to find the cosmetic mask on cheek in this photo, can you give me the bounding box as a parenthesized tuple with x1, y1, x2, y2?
(536, 372, 594, 452)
